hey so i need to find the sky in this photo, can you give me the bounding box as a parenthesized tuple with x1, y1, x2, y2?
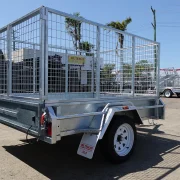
(0, 0, 180, 68)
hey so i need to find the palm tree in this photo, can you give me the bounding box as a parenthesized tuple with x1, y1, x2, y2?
(79, 41, 94, 56)
(107, 18, 132, 92)
(107, 17, 132, 53)
(65, 12, 82, 52)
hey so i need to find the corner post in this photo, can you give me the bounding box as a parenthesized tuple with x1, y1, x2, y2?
(156, 43, 160, 97)
(40, 7, 47, 101)
(7, 25, 12, 96)
(96, 26, 100, 99)
(131, 36, 135, 97)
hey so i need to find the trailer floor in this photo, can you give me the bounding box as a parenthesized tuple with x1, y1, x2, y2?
(0, 97, 179, 180)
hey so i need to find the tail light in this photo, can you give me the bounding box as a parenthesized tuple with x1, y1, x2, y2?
(40, 113, 46, 125)
(122, 106, 129, 110)
(41, 112, 52, 137)
(47, 123, 52, 137)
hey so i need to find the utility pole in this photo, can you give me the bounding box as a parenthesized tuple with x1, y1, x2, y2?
(151, 6, 157, 80)
(151, 6, 156, 41)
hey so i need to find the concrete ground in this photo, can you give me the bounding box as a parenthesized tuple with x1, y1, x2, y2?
(0, 97, 179, 180)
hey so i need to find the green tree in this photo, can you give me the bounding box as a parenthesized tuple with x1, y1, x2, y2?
(65, 12, 82, 51)
(123, 63, 132, 82)
(65, 13, 95, 56)
(0, 49, 4, 60)
(107, 18, 132, 52)
(107, 18, 132, 92)
(123, 60, 154, 81)
(79, 41, 94, 56)
(135, 60, 153, 78)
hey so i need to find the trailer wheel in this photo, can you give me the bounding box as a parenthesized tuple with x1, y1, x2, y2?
(99, 116, 136, 164)
(164, 89, 172, 98)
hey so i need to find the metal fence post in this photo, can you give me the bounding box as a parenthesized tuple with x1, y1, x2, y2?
(33, 45, 36, 94)
(131, 36, 135, 97)
(40, 7, 46, 100)
(96, 26, 100, 99)
(44, 8, 49, 99)
(120, 48, 124, 94)
(156, 43, 160, 96)
(65, 50, 68, 99)
(7, 25, 12, 96)
(91, 55, 94, 93)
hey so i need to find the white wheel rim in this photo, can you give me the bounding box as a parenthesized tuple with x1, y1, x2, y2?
(165, 91, 171, 97)
(113, 123, 134, 156)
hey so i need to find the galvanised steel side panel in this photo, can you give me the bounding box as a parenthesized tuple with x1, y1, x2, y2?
(0, 98, 44, 136)
(46, 97, 163, 133)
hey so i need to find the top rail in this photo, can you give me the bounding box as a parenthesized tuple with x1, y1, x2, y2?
(0, 6, 159, 45)
(46, 7, 160, 45)
(0, 6, 42, 33)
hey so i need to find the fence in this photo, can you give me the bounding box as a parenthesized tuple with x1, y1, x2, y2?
(0, 6, 160, 101)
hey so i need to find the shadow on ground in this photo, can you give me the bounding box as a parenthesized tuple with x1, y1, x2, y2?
(3, 127, 180, 180)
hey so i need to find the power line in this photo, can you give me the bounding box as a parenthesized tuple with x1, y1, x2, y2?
(157, 10, 180, 13)
(157, 25, 180, 28)
(129, 26, 152, 33)
(158, 22, 180, 24)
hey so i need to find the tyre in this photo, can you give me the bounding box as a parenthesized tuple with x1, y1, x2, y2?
(99, 116, 136, 164)
(176, 93, 180, 98)
(164, 89, 172, 98)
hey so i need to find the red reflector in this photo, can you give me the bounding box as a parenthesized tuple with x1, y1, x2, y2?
(47, 123, 52, 137)
(40, 113, 46, 125)
(122, 106, 129, 110)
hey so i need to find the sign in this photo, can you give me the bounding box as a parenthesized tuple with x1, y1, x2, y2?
(68, 55, 85, 65)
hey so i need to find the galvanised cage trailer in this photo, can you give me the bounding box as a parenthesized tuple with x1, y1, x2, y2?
(0, 6, 164, 163)
(159, 68, 180, 98)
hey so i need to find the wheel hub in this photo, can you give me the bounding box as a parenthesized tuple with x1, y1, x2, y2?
(117, 135, 122, 142)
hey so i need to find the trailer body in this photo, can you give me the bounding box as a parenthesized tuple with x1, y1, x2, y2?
(0, 6, 164, 162)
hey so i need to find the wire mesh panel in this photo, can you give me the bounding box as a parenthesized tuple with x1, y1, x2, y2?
(47, 11, 97, 97)
(11, 13, 40, 94)
(99, 28, 133, 96)
(134, 38, 157, 95)
(46, 8, 159, 99)
(0, 31, 7, 94)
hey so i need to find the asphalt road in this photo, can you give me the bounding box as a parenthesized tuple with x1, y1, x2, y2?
(0, 97, 179, 180)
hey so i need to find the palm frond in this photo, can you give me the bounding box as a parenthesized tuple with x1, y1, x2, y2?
(107, 17, 132, 31)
